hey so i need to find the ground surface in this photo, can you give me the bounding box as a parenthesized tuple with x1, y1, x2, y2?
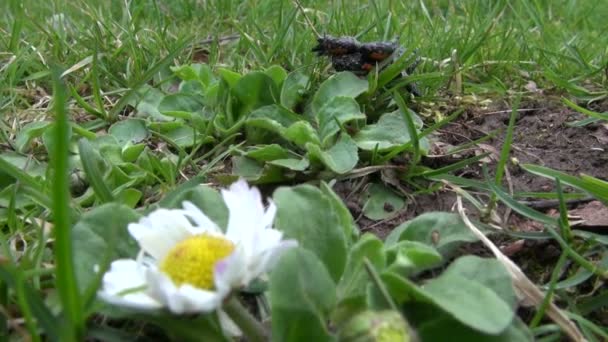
(1, 0, 607, 340)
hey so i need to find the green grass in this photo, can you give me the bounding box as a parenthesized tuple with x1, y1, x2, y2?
(1, 0, 608, 340)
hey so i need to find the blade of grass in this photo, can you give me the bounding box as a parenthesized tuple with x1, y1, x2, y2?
(529, 251, 569, 328)
(51, 67, 84, 340)
(486, 94, 521, 216)
(521, 164, 608, 202)
(555, 179, 573, 243)
(107, 37, 192, 121)
(393, 91, 420, 168)
(562, 97, 608, 121)
(483, 164, 558, 226)
(414, 152, 490, 178)
(77, 139, 115, 203)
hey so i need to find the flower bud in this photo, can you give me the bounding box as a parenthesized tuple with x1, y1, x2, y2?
(338, 310, 416, 342)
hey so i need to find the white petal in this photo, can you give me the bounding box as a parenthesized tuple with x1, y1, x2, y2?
(128, 209, 193, 260)
(145, 267, 225, 314)
(262, 199, 277, 229)
(98, 259, 162, 310)
(214, 247, 248, 290)
(223, 180, 265, 243)
(169, 285, 225, 314)
(181, 201, 222, 235)
(249, 239, 298, 280)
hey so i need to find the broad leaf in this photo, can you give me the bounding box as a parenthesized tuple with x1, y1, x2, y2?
(441, 255, 517, 308)
(15, 121, 52, 153)
(412, 305, 532, 341)
(306, 134, 358, 174)
(362, 183, 405, 220)
(283, 121, 321, 147)
(385, 241, 443, 275)
(108, 119, 149, 144)
(380, 272, 514, 335)
(247, 105, 302, 134)
(264, 65, 288, 86)
(310, 72, 368, 114)
(158, 93, 205, 119)
(72, 203, 140, 292)
(233, 71, 279, 117)
(353, 110, 418, 151)
(281, 71, 309, 110)
(270, 248, 336, 342)
(268, 158, 310, 171)
(274, 185, 347, 281)
(316, 97, 365, 146)
(244, 144, 291, 161)
(385, 212, 478, 256)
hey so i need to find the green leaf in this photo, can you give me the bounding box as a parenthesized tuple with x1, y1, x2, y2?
(233, 71, 279, 117)
(145, 313, 229, 342)
(163, 126, 199, 148)
(217, 68, 241, 88)
(353, 110, 419, 151)
(268, 158, 310, 171)
(171, 64, 213, 83)
(274, 185, 347, 281)
(15, 121, 52, 153)
(306, 134, 358, 174)
(78, 138, 114, 203)
(0, 151, 47, 184)
(522, 164, 608, 204)
(381, 271, 514, 335)
(385, 212, 478, 256)
(42, 122, 74, 158)
(421, 273, 514, 334)
(320, 181, 358, 244)
(280, 71, 309, 110)
(334, 234, 385, 324)
(264, 65, 288, 86)
(441, 255, 517, 307)
(108, 119, 148, 145)
(121, 143, 146, 163)
(115, 188, 142, 208)
(362, 183, 405, 220)
(414, 308, 532, 342)
(283, 121, 321, 147)
(158, 93, 205, 119)
(270, 247, 336, 342)
(310, 72, 368, 114)
(135, 85, 171, 121)
(72, 203, 140, 292)
(385, 241, 443, 275)
(317, 97, 366, 146)
(232, 156, 287, 184)
(156, 174, 206, 206)
(0, 266, 61, 341)
(244, 144, 290, 161)
(246, 105, 303, 139)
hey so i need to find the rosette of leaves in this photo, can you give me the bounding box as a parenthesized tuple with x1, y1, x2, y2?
(228, 68, 430, 184)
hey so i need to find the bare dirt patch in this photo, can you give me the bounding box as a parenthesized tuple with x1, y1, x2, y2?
(341, 99, 607, 238)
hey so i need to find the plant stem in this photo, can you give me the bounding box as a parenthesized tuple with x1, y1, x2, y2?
(224, 296, 268, 342)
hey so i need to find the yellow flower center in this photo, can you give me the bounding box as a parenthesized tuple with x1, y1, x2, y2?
(160, 234, 235, 290)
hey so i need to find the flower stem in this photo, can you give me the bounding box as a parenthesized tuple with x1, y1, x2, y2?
(224, 296, 268, 342)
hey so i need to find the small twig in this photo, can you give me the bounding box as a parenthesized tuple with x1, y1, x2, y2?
(456, 196, 587, 342)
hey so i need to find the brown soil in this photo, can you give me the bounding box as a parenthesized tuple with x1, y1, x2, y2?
(338, 99, 608, 238)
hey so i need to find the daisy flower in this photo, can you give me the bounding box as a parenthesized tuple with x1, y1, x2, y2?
(98, 179, 297, 314)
